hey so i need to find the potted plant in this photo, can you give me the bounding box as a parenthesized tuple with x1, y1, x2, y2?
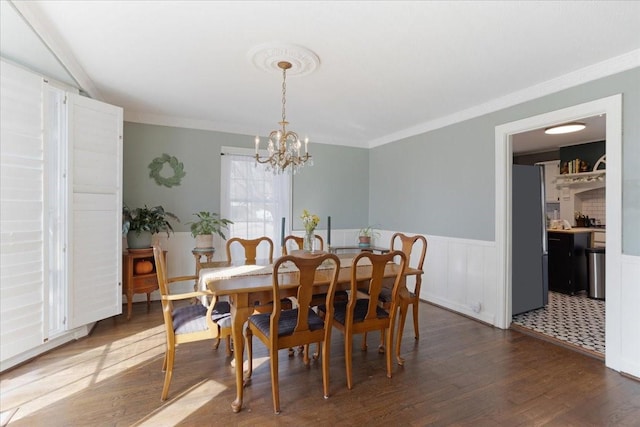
(122, 205, 179, 249)
(358, 225, 380, 248)
(186, 211, 233, 249)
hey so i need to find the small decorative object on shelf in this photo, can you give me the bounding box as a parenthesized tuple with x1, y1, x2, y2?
(561, 158, 590, 174)
(358, 225, 380, 248)
(300, 209, 320, 251)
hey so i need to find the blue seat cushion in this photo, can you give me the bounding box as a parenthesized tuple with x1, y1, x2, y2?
(173, 303, 231, 335)
(249, 308, 325, 337)
(319, 299, 389, 325)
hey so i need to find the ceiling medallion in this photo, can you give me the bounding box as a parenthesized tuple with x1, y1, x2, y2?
(247, 43, 320, 76)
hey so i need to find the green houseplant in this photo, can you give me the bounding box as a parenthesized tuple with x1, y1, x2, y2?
(122, 205, 179, 249)
(186, 211, 233, 249)
(358, 225, 380, 247)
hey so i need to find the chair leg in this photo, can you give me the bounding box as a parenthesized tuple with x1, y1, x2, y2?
(385, 326, 394, 379)
(396, 302, 408, 366)
(213, 337, 221, 350)
(362, 332, 368, 351)
(270, 346, 281, 414)
(225, 335, 232, 357)
(378, 329, 385, 353)
(312, 342, 321, 360)
(321, 341, 330, 399)
(412, 301, 420, 340)
(303, 344, 310, 365)
(161, 347, 175, 401)
(245, 327, 253, 380)
(345, 333, 354, 390)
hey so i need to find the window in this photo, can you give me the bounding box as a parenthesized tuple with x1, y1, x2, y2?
(220, 147, 290, 259)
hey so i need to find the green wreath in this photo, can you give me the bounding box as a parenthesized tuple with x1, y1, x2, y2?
(148, 153, 186, 188)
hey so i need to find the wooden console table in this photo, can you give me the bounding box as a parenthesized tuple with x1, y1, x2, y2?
(122, 248, 166, 320)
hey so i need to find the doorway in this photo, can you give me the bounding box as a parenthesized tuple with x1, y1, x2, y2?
(494, 94, 622, 370)
(510, 114, 606, 357)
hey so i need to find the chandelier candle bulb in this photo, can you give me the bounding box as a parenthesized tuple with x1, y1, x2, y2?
(305, 137, 309, 154)
(255, 136, 259, 154)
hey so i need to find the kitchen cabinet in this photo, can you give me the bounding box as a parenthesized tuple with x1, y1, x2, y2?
(536, 160, 560, 202)
(547, 231, 590, 295)
(122, 249, 166, 319)
(592, 230, 606, 248)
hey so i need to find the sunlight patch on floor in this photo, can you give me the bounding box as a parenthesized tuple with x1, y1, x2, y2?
(134, 380, 227, 426)
(1, 325, 166, 421)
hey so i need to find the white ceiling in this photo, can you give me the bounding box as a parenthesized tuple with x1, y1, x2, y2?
(3, 1, 640, 152)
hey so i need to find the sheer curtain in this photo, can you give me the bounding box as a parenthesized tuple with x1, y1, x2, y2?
(220, 147, 290, 260)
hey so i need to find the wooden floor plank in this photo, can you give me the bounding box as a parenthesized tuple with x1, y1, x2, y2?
(1, 301, 638, 425)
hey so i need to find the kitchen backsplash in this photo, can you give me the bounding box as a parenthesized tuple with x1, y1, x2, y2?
(577, 188, 606, 225)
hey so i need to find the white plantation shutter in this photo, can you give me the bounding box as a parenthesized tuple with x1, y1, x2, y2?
(1, 60, 123, 367)
(0, 61, 46, 362)
(67, 94, 122, 328)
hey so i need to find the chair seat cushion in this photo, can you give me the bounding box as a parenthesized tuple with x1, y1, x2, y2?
(173, 303, 231, 334)
(319, 299, 389, 325)
(249, 308, 325, 337)
(378, 287, 416, 303)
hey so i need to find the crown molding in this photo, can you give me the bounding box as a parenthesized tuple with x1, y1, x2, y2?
(368, 49, 640, 148)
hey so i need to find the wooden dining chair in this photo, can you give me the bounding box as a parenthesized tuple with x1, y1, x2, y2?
(362, 233, 427, 352)
(226, 236, 274, 264)
(226, 236, 294, 352)
(320, 250, 406, 390)
(152, 246, 232, 401)
(282, 233, 348, 356)
(382, 233, 427, 339)
(282, 234, 324, 254)
(245, 252, 341, 414)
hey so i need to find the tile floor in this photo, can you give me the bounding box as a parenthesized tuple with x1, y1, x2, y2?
(511, 291, 605, 356)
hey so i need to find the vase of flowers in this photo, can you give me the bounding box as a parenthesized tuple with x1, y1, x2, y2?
(300, 209, 320, 252)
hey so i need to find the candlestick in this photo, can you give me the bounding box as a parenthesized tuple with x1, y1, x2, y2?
(327, 216, 331, 246)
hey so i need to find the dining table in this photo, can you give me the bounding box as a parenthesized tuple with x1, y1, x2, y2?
(198, 251, 423, 413)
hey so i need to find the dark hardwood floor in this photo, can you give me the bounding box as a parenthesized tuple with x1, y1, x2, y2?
(1, 300, 639, 426)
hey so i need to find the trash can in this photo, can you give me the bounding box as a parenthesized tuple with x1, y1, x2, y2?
(585, 247, 605, 300)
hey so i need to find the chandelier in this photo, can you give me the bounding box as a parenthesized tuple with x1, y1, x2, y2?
(254, 61, 312, 174)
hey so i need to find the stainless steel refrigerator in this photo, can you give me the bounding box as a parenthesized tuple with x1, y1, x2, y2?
(512, 164, 549, 315)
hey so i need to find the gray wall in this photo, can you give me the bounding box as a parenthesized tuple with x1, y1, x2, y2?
(370, 67, 640, 255)
(123, 122, 369, 233)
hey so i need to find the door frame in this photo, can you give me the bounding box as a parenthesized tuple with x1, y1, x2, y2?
(494, 94, 622, 370)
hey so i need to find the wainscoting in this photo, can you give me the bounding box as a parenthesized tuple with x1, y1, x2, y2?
(151, 230, 500, 327)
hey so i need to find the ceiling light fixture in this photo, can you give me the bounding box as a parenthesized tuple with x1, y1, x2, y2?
(544, 122, 586, 135)
(254, 61, 312, 174)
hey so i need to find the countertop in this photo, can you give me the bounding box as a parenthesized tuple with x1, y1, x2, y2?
(547, 227, 605, 234)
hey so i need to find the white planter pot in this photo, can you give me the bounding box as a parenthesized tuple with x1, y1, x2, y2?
(195, 234, 214, 249)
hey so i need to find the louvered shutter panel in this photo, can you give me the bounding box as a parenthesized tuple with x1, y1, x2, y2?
(0, 61, 46, 362)
(67, 94, 123, 328)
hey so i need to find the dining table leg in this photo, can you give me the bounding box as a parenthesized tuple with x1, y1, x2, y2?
(230, 293, 251, 413)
